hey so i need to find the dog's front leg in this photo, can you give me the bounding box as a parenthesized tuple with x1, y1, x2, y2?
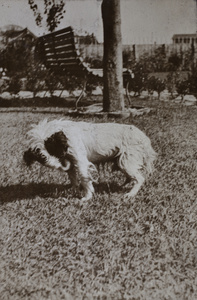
(77, 160, 95, 201)
(67, 164, 94, 201)
(46, 155, 70, 172)
(80, 177, 94, 201)
(68, 167, 79, 188)
(81, 178, 94, 201)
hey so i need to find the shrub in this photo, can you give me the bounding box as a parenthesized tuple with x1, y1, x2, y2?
(44, 70, 60, 97)
(26, 61, 46, 97)
(58, 74, 85, 95)
(146, 76, 165, 99)
(123, 48, 135, 69)
(7, 74, 22, 95)
(167, 53, 182, 72)
(128, 62, 148, 96)
(0, 77, 9, 94)
(176, 80, 190, 101)
(187, 65, 197, 95)
(146, 76, 157, 96)
(84, 57, 103, 69)
(155, 78, 166, 99)
(166, 71, 180, 99)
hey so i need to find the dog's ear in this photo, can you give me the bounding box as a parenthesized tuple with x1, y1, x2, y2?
(23, 148, 47, 166)
(23, 148, 35, 166)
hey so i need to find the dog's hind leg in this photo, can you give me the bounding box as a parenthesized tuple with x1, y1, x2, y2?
(118, 157, 145, 199)
(122, 177, 132, 186)
(124, 170, 145, 199)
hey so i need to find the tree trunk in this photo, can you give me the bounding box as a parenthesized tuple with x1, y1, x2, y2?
(102, 0, 124, 112)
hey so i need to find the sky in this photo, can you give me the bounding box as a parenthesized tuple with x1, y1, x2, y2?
(0, 0, 196, 44)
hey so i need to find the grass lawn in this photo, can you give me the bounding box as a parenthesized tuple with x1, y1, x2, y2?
(0, 98, 197, 300)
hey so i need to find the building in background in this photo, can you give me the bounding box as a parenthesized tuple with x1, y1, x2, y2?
(172, 34, 197, 45)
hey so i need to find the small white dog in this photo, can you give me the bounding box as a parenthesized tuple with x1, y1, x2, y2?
(23, 119, 157, 201)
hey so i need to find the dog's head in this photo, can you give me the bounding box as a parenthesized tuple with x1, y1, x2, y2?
(24, 121, 73, 171)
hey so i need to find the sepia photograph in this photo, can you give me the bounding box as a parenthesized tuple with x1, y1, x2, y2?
(0, 0, 197, 299)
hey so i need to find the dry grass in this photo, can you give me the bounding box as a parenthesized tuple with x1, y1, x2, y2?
(0, 99, 197, 300)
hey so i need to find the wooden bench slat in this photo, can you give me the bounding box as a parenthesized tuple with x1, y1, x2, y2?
(42, 33, 74, 45)
(46, 52, 77, 59)
(46, 48, 76, 55)
(43, 45, 76, 55)
(43, 39, 73, 49)
(43, 38, 74, 49)
(47, 61, 80, 67)
(47, 57, 81, 63)
(39, 26, 73, 39)
(47, 63, 85, 74)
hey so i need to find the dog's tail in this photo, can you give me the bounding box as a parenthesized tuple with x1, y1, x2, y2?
(144, 143, 157, 176)
(119, 126, 157, 177)
(134, 128, 157, 176)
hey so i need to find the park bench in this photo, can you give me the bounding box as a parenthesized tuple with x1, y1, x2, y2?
(36, 26, 133, 109)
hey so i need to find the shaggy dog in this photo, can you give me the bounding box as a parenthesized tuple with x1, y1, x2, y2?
(23, 119, 157, 201)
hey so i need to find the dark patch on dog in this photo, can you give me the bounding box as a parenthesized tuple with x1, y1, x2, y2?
(44, 131, 69, 166)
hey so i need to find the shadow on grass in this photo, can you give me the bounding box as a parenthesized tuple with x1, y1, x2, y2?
(95, 181, 125, 195)
(0, 182, 71, 203)
(0, 181, 124, 203)
(0, 96, 102, 108)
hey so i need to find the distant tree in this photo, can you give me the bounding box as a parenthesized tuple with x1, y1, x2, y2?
(123, 48, 135, 69)
(182, 48, 195, 71)
(187, 64, 197, 95)
(1, 42, 33, 75)
(129, 62, 148, 96)
(28, 0, 66, 32)
(168, 53, 182, 72)
(138, 45, 167, 73)
(0, 27, 34, 75)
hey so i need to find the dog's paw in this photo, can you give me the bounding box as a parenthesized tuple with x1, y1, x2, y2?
(81, 195, 92, 201)
(124, 191, 136, 202)
(81, 191, 93, 202)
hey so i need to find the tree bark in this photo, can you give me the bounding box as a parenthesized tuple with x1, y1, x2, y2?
(102, 0, 124, 112)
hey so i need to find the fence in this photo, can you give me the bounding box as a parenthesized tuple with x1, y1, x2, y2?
(78, 42, 197, 62)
